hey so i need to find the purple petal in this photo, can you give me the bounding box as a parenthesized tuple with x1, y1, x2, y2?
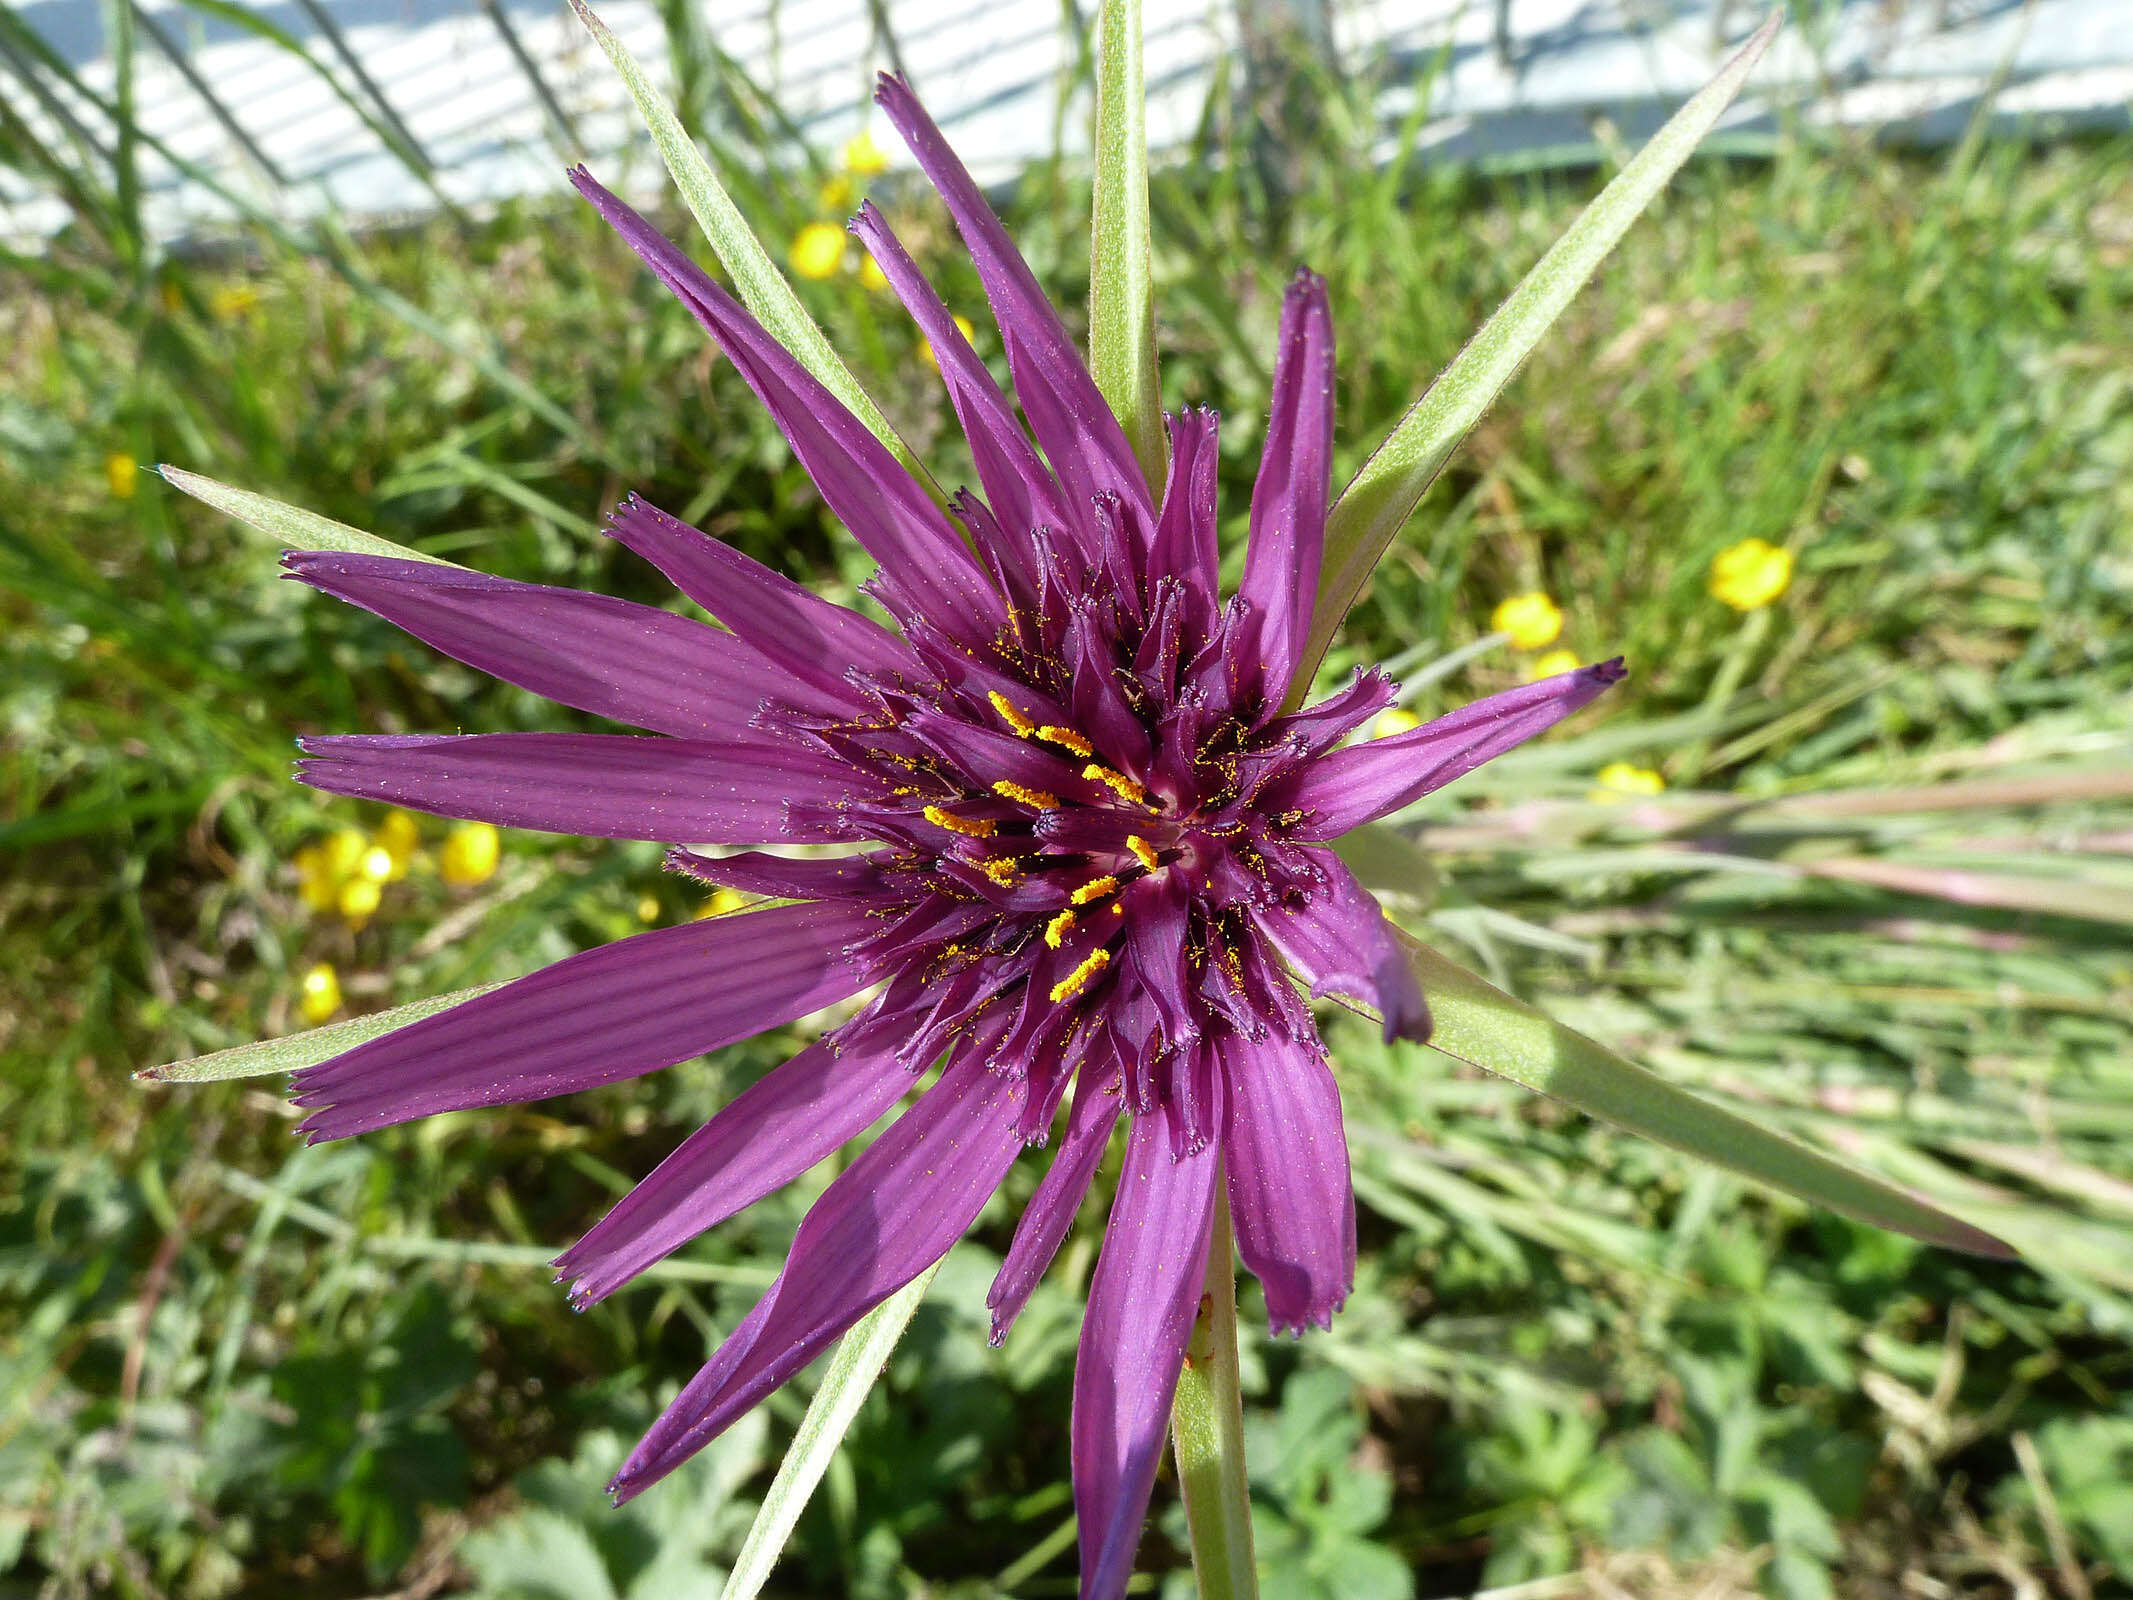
(1271, 659, 1628, 837)
(665, 847, 892, 901)
(873, 76, 1155, 551)
(290, 900, 878, 1140)
(1072, 1104, 1221, 1600)
(1221, 1031, 1355, 1335)
(1123, 875, 1201, 1058)
(849, 201, 1070, 589)
(1270, 667, 1398, 759)
(606, 496, 923, 711)
(555, 1025, 919, 1307)
(987, 1065, 1122, 1344)
(283, 552, 783, 740)
(1232, 271, 1335, 708)
(1253, 847, 1429, 1043)
(1148, 408, 1222, 634)
(296, 731, 867, 844)
(610, 1029, 1027, 1502)
(570, 168, 1006, 648)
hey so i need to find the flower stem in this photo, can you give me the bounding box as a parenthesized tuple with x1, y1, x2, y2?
(1170, 1176, 1258, 1599)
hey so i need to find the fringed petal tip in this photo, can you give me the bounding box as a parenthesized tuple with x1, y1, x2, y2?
(1586, 656, 1629, 684)
(1264, 1292, 1345, 1339)
(1379, 991, 1432, 1048)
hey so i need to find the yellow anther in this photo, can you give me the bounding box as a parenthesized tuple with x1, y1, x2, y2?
(1082, 763, 1147, 806)
(1049, 947, 1111, 1003)
(1071, 875, 1119, 905)
(1035, 725, 1093, 757)
(1045, 909, 1077, 948)
(992, 779, 1059, 810)
(987, 690, 1037, 737)
(1125, 836, 1160, 872)
(979, 856, 1020, 886)
(923, 804, 996, 838)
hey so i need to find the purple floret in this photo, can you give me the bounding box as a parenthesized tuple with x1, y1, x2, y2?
(281, 71, 1623, 1600)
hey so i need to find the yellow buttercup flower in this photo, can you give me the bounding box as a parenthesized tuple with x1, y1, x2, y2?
(374, 809, 422, 871)
(857, 255, 889, 293)
(1491, 592, 1563, 650)
(789, 222, 847, 281)
(323, 827, 368, 880)
(1709, 538, 1793, 611)
(1526, 648, 1581, 681)
(920, 314, 976, 370)
(841, 129, 890, 177)
(817, 174, 856, 215)
(636, 894, 662, 923)
(1593, 762, 1665, 801)
(1371, 708, 1421, 739)
(440, 821, 501, 886)
(338, 876, 381, 922)
(299, 963, 343, 1024)
(106, 452, 138, 500)
(293, 846, 338, 913)
(210, 283, 260, 321)
(695, 886, 751, 919)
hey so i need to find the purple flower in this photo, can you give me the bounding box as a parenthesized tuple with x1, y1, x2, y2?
(283, 77, 1621, 1597)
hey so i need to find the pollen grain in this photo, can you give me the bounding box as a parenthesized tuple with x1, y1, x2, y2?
(1035, 725, 1093, 757)
(923, 804, 996, 838)
(987, 691, 1037, 737)
(992, 779, 1059, 809)
(1082, 763, 1148, 806)
(1049, 947, 1111, 1003)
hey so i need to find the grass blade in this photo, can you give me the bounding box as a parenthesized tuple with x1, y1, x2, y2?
(1288, 14, 1782, 705)
(156, 466, 462, 564)
(721, 1262, 941, 1600)
(139, 983, 507, 1082)
(1391, 926, 2016, 1259)
(566, 0, 930, 488)
(1090, 0, 1165, 489)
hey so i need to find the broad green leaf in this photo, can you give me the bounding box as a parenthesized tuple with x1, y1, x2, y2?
(157, 466, 461, 565)
(566, 0, 931, 489)
(138, 982, 506, 1082)
(721, 1262, 942, 1600)
(1089, 0, 1166, 489)
(1391, 928, 2016, 1259)
(1287, 14, 1781, 705)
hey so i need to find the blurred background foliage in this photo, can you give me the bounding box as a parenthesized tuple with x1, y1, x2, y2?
(3, 4, 2132, 1597)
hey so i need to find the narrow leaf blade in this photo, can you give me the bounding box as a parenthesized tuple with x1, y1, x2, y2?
(1290, 14, 1781, 702)
(1089, 0, 1165, 489)
(1391, 928, 2016, 1259)
(721, 1262, 941, 1600)
(157, 466, 460, 565)
(139, 983, 507, 1082)
(567, 0, 930, 487)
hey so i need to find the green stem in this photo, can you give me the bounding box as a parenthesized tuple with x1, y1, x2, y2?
(1170, 1176, 1259, 1599)
(1676, 603, 1771, 783)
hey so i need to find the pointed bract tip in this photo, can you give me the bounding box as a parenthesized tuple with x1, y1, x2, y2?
(132, 1066, 166, 1083)
(1591, 656, 1629, 684)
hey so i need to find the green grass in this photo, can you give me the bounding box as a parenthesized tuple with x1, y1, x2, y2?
(3, 90, 2132, 1600)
